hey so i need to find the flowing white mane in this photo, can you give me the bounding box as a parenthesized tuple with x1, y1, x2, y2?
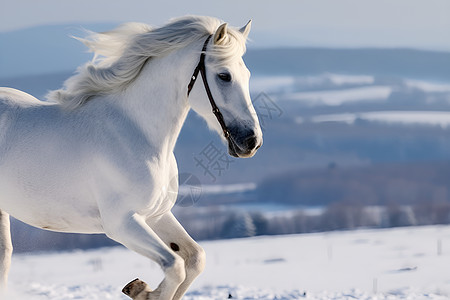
(47, 16, 247, 109)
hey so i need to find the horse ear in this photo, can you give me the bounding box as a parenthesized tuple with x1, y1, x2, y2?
(239, 20, 252, 39)
(213, 23, 228, 45)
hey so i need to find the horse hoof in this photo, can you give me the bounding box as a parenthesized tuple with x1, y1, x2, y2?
(122, 278, 152, 299)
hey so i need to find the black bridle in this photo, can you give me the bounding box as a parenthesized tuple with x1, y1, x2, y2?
(187, 35, 231, 141)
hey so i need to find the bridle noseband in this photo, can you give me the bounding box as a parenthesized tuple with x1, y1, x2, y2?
(187, 35, 231, 141)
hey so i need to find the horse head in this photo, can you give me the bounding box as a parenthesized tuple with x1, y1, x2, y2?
(188, 21, 263, 158)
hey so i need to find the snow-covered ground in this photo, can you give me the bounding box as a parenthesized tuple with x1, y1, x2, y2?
(305, 111, 450, 128)
(250, 74, 377, 94)
(7, 225, 450, 299)
(251, 73, 450, 108)
(285, 86, 392, 106)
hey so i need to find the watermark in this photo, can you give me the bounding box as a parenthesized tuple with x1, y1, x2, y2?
(173, 172, 202, 207)
(192, 92, 282, 182)
(252, 92, 283, 132)
(193, 141, 234, 182)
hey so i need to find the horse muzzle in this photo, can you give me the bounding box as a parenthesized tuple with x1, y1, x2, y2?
(227, 128, 262, 158)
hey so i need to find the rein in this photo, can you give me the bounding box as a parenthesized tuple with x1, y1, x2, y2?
(187, 35, 231, 140)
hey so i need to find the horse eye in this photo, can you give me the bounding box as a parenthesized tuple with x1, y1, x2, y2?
(218, 73, 232, 82)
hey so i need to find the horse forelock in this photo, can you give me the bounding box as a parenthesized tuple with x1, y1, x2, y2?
(46, 16, 247, 110)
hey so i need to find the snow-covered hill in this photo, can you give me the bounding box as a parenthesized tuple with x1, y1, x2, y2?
(7, 225, 450, 299)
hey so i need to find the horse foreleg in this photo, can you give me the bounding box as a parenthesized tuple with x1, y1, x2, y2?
(105, 213, 185, 300)
(123, 213, 205, 300)
(149, 213, 205, 300)
(0, 209, 12, 291)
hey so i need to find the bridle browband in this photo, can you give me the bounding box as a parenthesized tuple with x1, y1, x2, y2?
(187, 35, 231, 140)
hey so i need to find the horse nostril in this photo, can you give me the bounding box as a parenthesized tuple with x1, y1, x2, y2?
(243, 136, 257, 150)
(255, 142, 262, 150)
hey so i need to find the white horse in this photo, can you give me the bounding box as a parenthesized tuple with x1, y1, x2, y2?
(0, 16, 262, 300)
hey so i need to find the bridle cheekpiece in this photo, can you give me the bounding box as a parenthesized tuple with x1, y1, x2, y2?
(187, 35, 231, 141)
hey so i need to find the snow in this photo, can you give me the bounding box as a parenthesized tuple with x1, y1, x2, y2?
(179, 183, 257, 196)
(284, 86, 392, 106)
(252, 75, 450, 108)
(294, 73, 375, 87)
(250, 74, 375, 94)
(324, 74, 374, 86)
(404, 80, 450, 93)
(7, 225, 450, 299)
(308, 111, 450, 128)
(250, 76, 296, 93)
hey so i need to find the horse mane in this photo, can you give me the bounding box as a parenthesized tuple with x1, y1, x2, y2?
(47, 16, 247, 109)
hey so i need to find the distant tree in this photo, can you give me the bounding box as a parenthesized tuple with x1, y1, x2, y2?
(415, 202, 450, 225)
(386, 203, 416, 227)
(250, 212, 270, 236)
(221, 212, 256, 239)
(433, 202, 450, 224)
(292, 211, 312, 233)
(320, 201, 366, 230)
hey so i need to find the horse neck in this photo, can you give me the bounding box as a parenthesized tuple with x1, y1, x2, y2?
(116, 46, 198, 156)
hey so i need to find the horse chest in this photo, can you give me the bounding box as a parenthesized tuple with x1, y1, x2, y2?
(135, 159, 179, 217)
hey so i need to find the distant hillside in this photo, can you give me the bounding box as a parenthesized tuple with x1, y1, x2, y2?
(256, 162, 450, 206)
(245, 48, 450, 81)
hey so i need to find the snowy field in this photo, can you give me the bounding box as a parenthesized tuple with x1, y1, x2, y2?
(6, 225, 450, 299)
(306, 111, 450, 128)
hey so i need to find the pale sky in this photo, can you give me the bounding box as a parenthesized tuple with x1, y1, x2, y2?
(1, 0, 450, 50)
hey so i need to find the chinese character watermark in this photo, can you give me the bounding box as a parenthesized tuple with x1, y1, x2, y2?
(193, 141, 234, 182)
(252, 92, 283, 131)
(192, 92, 281, 182)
